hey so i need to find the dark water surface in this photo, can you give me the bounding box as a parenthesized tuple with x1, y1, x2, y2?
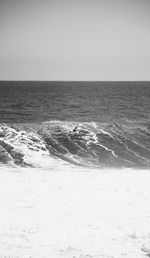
(0, 81, 150, 123)
(0, 81, 150, 169)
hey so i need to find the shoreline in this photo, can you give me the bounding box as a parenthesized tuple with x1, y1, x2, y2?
(0, 167, 150, 258)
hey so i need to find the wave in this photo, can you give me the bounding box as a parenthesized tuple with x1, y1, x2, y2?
(0, 120, 150, 169)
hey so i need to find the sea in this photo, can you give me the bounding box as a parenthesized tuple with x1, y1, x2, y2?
(0, 81, 150, 170)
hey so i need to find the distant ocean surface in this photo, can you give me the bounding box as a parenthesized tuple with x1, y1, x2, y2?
(0, 81, 150, 169)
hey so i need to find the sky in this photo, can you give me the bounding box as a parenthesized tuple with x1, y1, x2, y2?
(0, 0, 150, 81)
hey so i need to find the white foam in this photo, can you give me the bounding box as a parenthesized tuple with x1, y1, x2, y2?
(0, 125, 68, 168)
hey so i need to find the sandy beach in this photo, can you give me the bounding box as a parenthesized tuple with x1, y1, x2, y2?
(0, 167, 150, 258)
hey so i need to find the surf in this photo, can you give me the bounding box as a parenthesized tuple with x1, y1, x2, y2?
(0, 120, 150, 169)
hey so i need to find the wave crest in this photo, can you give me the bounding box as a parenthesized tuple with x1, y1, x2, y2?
(0, 120, 150, 169)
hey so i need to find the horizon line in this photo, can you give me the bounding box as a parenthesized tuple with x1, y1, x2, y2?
(0, 80, 150, 82)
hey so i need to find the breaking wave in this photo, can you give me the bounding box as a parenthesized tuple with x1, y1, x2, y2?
(0, 120, 150, 169)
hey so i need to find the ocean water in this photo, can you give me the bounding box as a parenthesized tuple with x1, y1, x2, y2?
(0, 81, 150, 169)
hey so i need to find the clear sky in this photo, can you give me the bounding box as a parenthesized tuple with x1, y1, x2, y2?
(0, 0, 150, 80)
